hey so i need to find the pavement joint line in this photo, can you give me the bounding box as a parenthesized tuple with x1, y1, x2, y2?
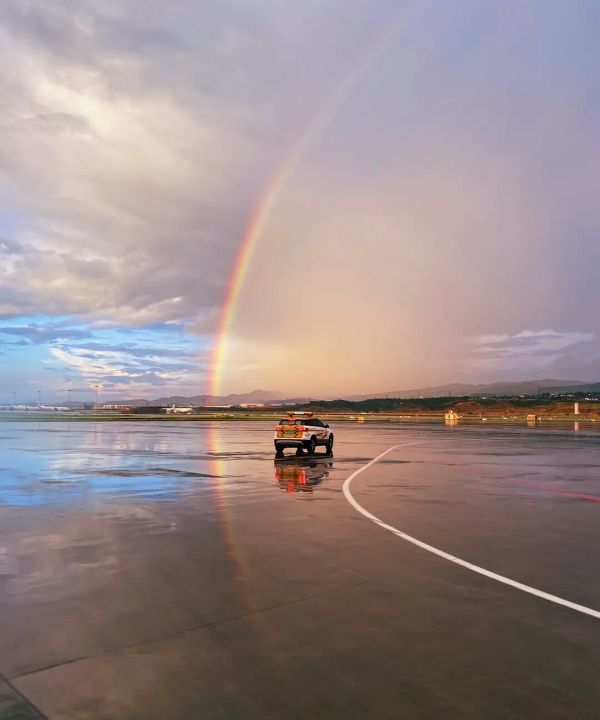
(0, 669, 49, 719)
(342, 443, 600, 621)
(9, 578, 373, 682)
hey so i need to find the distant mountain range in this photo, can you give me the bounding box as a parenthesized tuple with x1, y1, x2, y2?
(94, 379, 600, 407)
(9, 379, 600, 407)
(344, 378, 600, 400)
(102, 389, 310, 407)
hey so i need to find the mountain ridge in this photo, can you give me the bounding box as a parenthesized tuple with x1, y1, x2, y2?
(92, 378, 599, 407)
(343, 378, 596, 400)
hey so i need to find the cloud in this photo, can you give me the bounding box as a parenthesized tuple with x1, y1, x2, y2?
(0, 0, 392, 330)
(1, 1, 600, 396)
(0, 315, 204, 396)
(71, 342, 192, 359)
(47, 334, 204, 391)
(216, 2, 600, 393)
(0, 322, 91, 343)
(468, 329, 599, 378)
(472, 330, 595, 358)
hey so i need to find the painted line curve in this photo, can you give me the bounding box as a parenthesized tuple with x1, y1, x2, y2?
(342, 444, 600, 620)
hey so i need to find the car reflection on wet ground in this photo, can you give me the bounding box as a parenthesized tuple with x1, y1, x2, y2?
(274, 455, 334, 493)
(0, 420, 599, 719)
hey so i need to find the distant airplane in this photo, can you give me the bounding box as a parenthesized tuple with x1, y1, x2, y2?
(165, 405, 194, 414)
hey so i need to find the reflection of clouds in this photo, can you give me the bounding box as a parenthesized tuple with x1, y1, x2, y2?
(0, 422, 224, 506)
(0, 420, 278, 510)
(1, 500, 187, 607)
(1, 428, 195, 598)
(45, 423, 209, 474)
(0, 420, 284, 674)
(4, 517, 118, 601)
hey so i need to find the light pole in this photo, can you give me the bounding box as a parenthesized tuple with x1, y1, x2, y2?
(38, 390, 42, 408)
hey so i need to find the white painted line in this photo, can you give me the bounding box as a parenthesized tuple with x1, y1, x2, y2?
(343, 445, 600, 620)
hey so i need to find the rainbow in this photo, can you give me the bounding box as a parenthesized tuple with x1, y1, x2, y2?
(207, 6, 421, 398)
(208, 154, 294, 398)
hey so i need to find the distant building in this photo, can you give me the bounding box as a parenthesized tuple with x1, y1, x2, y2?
(239, 403, 265, 408)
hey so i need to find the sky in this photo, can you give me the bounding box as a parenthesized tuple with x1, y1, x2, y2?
(0, 0, 599, 402)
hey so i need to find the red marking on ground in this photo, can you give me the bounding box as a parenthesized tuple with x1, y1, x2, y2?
(501, 476, 600, 503)
(438, 461, 600, 503)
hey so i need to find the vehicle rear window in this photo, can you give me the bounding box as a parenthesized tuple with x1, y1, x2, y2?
(278, 418, 307, 425)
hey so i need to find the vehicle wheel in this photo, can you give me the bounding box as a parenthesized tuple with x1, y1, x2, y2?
(307, 436, 316, 455)
(325, 434, 334, 455)
(295, 447, 304, 456)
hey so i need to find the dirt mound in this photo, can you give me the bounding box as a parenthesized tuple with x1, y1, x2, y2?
(486, 400, 518, 412)
(451, 401, 483, 414)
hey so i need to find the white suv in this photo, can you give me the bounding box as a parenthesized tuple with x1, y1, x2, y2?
(274, 414, 334, 457)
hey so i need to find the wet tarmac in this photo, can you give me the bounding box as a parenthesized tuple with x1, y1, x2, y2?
(0, 420, 598, 719)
